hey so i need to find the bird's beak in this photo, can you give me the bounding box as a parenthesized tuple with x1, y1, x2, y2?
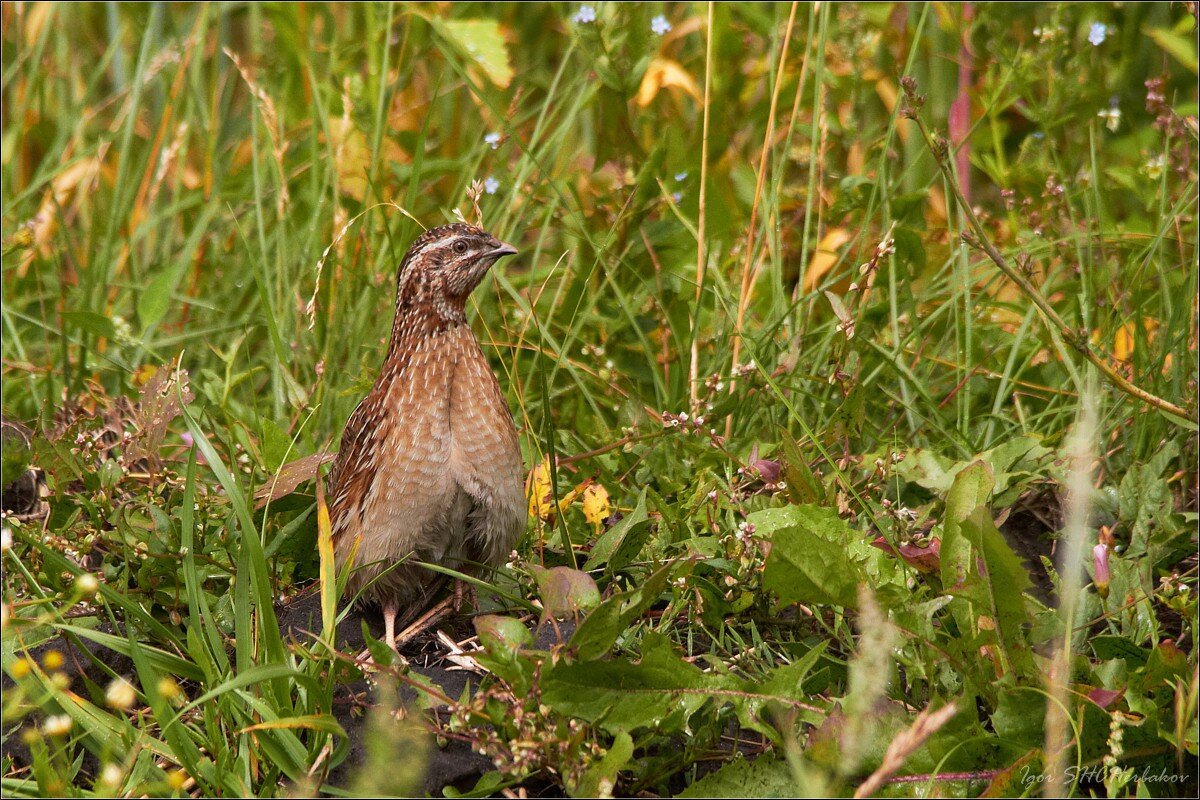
(490, 241, 518, 258)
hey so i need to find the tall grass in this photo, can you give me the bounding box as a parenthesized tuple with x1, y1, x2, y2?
(2, 2, 1197, 796)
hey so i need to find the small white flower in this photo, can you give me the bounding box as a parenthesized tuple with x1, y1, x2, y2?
(1088, 22, 1107, 46)
(484, 132, 501, 150)
(76, 574, 99, 596)
(1097, 105, 1121, 132)
(674, 171, 688, 182)
(651, 15, 672, 36)
(483, 176, 500, 195)
(1, 526, 11, 552)
(98, 764, 124, 790)
(106, 678, 137, 710)
(572, 5, 597, 24)
(42, 714, 73, 737)
(1143, 154, 1166, 180)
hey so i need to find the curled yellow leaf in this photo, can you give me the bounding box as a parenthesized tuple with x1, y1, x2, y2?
(636, 57, 701, 107)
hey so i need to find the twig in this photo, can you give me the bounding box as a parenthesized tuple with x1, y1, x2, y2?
(900, 78, 1197, 424)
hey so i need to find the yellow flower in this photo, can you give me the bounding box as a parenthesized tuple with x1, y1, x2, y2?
(156, 676, 182, 701)
(10, 657, 32, 679)
(42, 650, 64, 670)
(166, 769, 189, 791)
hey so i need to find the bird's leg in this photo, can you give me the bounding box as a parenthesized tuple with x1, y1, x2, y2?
(383, 599, 399, 650)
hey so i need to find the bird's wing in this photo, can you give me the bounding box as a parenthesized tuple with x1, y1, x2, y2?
(328, 390, 384, 547)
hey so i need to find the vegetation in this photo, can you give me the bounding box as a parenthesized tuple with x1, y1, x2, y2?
(2, 2, 1197, 797)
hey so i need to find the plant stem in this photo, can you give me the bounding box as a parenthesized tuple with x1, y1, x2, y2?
(911, 115, 1197, 424)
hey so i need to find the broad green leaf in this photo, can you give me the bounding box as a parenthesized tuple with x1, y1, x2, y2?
(533, 565, 602, 619)
(430, 18, 514, 88)
(953, 507, 1036, 680)
(137, 268, 175, 331)
(545, 634, 828, 740)
(62, 310, 117, 340)
(583, 489, 648, 571)
(475, 614, 533, 654)
(678, 755, 796, 798)
(758, 504, 864, 608)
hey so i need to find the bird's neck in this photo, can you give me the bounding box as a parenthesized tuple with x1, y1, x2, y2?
(385, 297, 468, 365)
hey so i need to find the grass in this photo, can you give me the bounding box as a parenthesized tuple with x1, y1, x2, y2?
(2, 2, 1198, 797)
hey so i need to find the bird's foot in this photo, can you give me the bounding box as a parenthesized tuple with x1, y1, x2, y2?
(451, 578, 477, 613)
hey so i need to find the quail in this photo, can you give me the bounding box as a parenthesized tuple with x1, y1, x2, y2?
(328, 222, 525, 647)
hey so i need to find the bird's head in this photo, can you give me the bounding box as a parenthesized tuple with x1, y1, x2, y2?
(394, 223, 517, 323)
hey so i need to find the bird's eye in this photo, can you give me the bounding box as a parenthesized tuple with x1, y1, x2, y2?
(453, 240, 468, 254)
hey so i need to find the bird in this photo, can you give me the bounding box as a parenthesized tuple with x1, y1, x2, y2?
(328, 222, 525, 648)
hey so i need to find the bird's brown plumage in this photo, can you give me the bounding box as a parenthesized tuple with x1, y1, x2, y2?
(328, 223, 524, 642)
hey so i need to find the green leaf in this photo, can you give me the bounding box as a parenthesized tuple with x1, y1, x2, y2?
(678, 755, 796, 798)
(1, 431, 32, 488)
(1091, 635, 1149, 667)
(953, 507, 1036, 680)
(758, 505, 864, 608)
(259, 417, 295, 473)
(62, 310, 117, 340)
(137, 268, 175, 331)
(430, 18, 514, 88)
(533, 566, 602, 619)
(1147, 27, 1198, 74)
(544, 634, 718, 734)
(568, 561, 677, 661)
(571, 731, 633, 798)
(583, 489, 648, 572)
(940, 460, 994, 591)
(475, 614, 533, 654)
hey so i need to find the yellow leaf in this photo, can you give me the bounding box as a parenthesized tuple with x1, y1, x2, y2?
(316, 477, 336, 646)
(527, 456, 555, 521)
(581, 483, 611, 527)
(1113, 322, 1136, 362)
(636, 58, 702, 107)
(430, 18, 514, 88)
(804, 228, 852, 292)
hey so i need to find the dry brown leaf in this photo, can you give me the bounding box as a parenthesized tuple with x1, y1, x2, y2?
(254, 452, 336, 507)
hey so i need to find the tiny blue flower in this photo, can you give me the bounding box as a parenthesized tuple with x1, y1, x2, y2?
(1088, 22, 1107, 46)
(484, 132, 501, 149)
(671, 191, 682, 203)
(572, 5, 596, 25)
(484, 176, 500, 195)
(651, 15, 672, 36)
(674, 171, 688, 182)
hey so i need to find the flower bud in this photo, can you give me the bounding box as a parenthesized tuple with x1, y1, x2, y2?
(1093, 543, 1111, 600)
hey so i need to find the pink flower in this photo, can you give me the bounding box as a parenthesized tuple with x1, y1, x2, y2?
(1093, 543, 1110, 599)
(180, 432, 206, 464)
